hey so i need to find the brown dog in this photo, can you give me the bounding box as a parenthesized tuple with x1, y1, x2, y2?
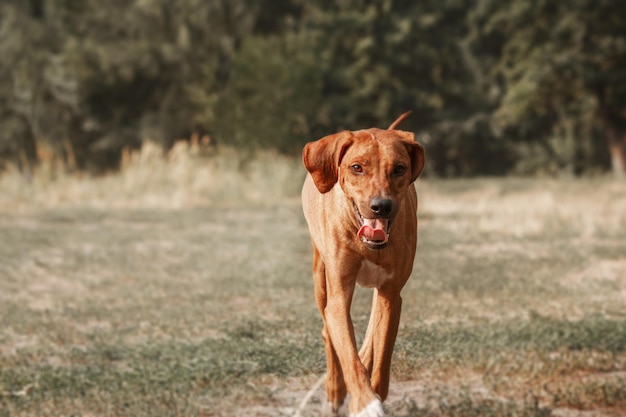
(301, 113, 425, 416)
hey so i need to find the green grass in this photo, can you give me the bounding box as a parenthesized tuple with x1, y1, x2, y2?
(1, 147, 626, 416)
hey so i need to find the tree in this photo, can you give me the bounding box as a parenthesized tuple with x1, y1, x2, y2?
(0, 1, 50, 172)
(468, 0, 626, 177)
(210, 0, 322, 152)
(2, 0, 622, 177)
(214, 32, 325, 153)
(288, 0, 514, 176)
(0, 0, 257, 171)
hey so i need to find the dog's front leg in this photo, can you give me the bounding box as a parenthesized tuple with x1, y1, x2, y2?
(358, 290, 378, 375)
(313, 248, 347, 413)
(368, 288, 402, 402)
(324, 262, 384, 417)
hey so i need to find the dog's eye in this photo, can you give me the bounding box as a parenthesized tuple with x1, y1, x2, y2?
(350, 164, 363, 173)
(393, 164, 407, 176)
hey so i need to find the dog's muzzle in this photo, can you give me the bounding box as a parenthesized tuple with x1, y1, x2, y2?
(354, 204, 391, 249)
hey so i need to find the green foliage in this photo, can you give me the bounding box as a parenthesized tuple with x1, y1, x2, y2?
(0, 0, 625, 175)
(468, 0, 625, 175)
(0, 0, 250, 171)
(214, 32, 325, 152)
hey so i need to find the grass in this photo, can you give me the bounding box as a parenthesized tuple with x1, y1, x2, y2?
(1, 142, 626, 416)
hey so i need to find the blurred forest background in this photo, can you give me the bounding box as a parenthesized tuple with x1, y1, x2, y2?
(1, 0, 625, 178)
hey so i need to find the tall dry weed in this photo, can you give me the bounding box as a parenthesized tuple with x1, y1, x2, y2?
(0, 141, 305, 210)
(2, 144, 625, 241)
(418, 178, 626, 239)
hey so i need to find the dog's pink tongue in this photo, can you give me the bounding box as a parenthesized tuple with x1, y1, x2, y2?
(357, 219, 388, 242)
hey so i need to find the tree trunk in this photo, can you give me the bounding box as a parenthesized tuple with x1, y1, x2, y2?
(607, 126, 626, 179)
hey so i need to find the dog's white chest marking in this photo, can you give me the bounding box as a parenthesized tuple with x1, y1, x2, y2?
(357, 260, 392, 288)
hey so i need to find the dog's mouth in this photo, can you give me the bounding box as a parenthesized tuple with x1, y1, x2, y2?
(354, 204, 391, 249)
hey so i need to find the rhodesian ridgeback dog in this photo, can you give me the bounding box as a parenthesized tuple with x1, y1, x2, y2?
(301, 113, 425, 416)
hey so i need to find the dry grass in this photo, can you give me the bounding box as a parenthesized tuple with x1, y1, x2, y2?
(1, 143, 626, 416)
(0, 141, 305, 211)
(419, 178, 626, 239)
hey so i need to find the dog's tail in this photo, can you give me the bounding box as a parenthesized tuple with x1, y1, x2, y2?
(388, 111, 412, 130)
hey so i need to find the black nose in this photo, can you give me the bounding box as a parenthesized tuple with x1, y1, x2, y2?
(370, 198, 393, 217)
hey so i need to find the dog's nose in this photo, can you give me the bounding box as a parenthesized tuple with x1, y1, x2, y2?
(370, 198, 393, 217)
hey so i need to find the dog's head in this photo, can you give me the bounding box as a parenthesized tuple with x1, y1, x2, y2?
(303, 114, 425, 249)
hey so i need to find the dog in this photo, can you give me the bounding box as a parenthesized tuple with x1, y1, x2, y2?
(301, 112, 425, 416)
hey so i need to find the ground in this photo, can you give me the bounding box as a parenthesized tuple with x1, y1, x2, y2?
(1, 155, 625, 417)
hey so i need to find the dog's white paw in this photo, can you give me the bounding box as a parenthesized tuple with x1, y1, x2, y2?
(350, 398, 384, 417)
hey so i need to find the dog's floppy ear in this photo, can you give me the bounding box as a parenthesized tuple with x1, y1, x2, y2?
(303, 131, 354, 193)
(407, 140, 425, 182)
(395, 131, 425, 182)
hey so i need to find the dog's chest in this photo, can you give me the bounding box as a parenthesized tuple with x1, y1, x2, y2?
(356, 259, 393, 288)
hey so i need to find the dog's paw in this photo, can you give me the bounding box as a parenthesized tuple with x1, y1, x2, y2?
(350, 398, 384, 417)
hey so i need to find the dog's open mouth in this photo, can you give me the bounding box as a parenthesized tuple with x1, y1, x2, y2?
(354, 205, 390, 249)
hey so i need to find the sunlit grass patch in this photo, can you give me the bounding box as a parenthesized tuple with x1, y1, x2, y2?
(418, 178, 626, 239)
